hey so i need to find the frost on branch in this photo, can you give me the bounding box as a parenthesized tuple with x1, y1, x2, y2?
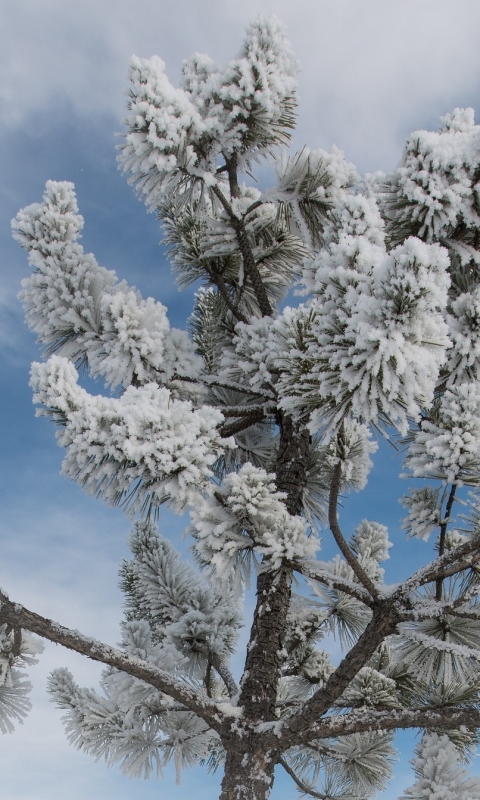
(383, 108, 480, 257)
(349, 520, 392, 582)
(405, 382, 480, 486)
(13, 181, 200, 395)
(120, 14, 298, 209)
(401, 732, 480, 800)
(120, 521, 241, 675)
(190, 463, 318, 584)
(400, 486, 442, 541)
(47, 522, 236, 780)
(0, 624, 44, 734)
(30, 356, 230, 513)
(279, 201, 451, 433)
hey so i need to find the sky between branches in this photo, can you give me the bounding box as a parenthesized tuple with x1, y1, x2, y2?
(2, 1, 480, 798)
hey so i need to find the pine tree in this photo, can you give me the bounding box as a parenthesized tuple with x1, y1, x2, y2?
(4, 14, 480, 800)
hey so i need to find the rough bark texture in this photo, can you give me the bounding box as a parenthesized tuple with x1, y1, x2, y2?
(219, 744, 276, 800)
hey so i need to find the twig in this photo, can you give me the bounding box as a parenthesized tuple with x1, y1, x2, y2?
(279, 757, 328, 799)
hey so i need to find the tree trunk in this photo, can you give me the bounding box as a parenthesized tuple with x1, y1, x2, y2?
(219, 744, 276, 800)
(221, 415, 310, 795)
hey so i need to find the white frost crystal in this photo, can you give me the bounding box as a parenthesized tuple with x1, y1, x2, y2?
(402, 732, 480, 800)
(13, 180, 200, 394)
(281, 222, 451, 434)
(31, 356, 229, 512)
(406, 382, 480, 486)
(191, 463, 318, 581)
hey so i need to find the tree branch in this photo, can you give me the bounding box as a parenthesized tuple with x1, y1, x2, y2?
(219, 410, 267, 438)
(328, 460, 378, 598)
(220, 404, 277, 418)
(0, 589, 228, 734)
(283, 706, 480, 746)
(396, 536, 480, 596)
(285, 560, 374, 607)
(436, 484, 457, 601)
(278, 757, 328, 799)
(206, 268, 248, 324)
(202, 376, 275, 400)
(211, 182, 273, 318)
(279, 601, 401, 746)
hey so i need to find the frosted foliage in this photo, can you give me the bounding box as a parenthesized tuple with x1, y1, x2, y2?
(261, 145, 358, 247)
(299, 192, 386, 295)
(219, 316, 277, 394)
(401, 487, 441, 541)
(48, 667, 215, 781)
(0, 625, 43, 733)
(46, 526, 230, 781)
(402, 732, 480, 800)
(326, 420, 378, 492)
(406, 382, 480, 486)
(30, 356, 229, 513)
(13, 181, 200, 394)
(340, 667, 398, 708)
(120, 14, 298, 208)
(191, 463, 318, 581)
(122, 521, 240, 669)
(282, 236, 450, 434)
(447, 288, 480, 383)
(386, 109, 480, 251)
(349, 520, 392, 581)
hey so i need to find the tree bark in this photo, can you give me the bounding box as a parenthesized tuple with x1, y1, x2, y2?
(219, 743, 276, 800)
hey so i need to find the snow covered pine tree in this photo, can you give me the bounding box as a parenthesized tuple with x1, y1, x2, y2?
(5, 13, 480, 800)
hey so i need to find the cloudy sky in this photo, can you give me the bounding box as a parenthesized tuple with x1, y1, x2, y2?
(2, 1, 480, 797)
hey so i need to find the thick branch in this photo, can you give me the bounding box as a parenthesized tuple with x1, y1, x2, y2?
(220, 404, 277, 418)
(0, 589, 227, 734)
(328, 460, 378, 598)
(202, 376, 274, 399)
(207, 268, 248, 325)
(279, 601, 400, 746)
(285, 706, 480, 746)
(220, 410, 266, 438)
(397, 536, 480, 595)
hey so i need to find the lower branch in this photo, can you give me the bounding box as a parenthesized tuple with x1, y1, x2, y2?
(0, 589, 226, 733)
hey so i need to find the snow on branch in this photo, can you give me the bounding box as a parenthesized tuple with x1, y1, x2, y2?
(0, 588, 229, 733)
(13, 181, 201, 395)
(30, 356, 231, 514)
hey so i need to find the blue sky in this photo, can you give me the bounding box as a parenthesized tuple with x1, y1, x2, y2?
(2, 1, 480, 797)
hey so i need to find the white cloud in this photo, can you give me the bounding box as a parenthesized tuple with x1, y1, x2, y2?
(2, 0, 480, 170)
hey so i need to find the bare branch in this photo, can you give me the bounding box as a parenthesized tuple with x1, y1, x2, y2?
(436, 484, 457, 600)
(206, 268, 248, 325)
(202, 376, 275, 399)
(219, 404, 277, 418)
